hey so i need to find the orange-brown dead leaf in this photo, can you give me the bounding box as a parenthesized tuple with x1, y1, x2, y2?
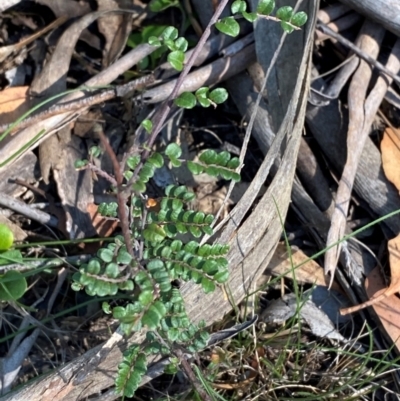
(0, 86, 29, 126)
(265, 242, 343, 293)
(381, 127, 400, 192)
(341, 235, 400, 315)
(364, 266, 400, 352)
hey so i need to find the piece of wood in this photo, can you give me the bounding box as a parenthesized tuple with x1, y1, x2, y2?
(339, 0, 400, 37)
(325, 21, 386, 286)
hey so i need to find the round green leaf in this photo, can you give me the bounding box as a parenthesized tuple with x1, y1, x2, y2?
(0, 224, 14, 251)
(150, 0, 179, 12)
(197, 97, 211, 108)
(195, 87, 211, 107)
(148, 152, 164, 168)
(216, 150, 231, 166)
(231, 0, 246, 14)
(147, 259, 164, 272)
(87, 259, 101, 274)
(97, 248, 114, 263)
(165, 143, 182, 159)
(214, 269, 229, 283)
(74, 159, 88, 169)
(117, 248, 132, 265)
(105, 263, 119, 278)
(201, 277, 216, 294)
(227, 157, 240, 169)
(164, 361, 179, 374)
(139, 290, 154, 306)
(209, 88, 228, 104)
(132, 180, 146, 193)
(256, 0, 275, 15)
(161, 246, 172, 258)
(143, 224, 167, 242)
(113, 306, 127, 319)
(199, 149, 218, 163)
(189, 226, 202, 238)
(102, 302, 112, 314)
(141, 119, 153, 133)
(71, 282, 83, 291)
(203, 225, 213, 236)
(170, 240, 182, 252)
(167, 327, 180, 342)
(168, 50, 184, 71)
(119, 280, 134, 291)
(142, 301, 167, 329)
(195, 87, 209, 97)
(148, 36, 162, 46)
(123, 170, 133, 181)
(89, 146, 101, 158)
(291, 11, 308, 27)
(205, 166, 219, 177)
(127, 155, 140, 170)
(215, 17, 240, 37)
(174, 37, 188, 52)
(174, 92, 196, 109)
(187, 161, 204, 175)
(276, 6, 293, 21)
(161, 26, 178, 40)
(170, 158, 182, 167)
(0, 270, 27, 301)
(164, 39, 176, 52)
(243, 11, 257, 22)
(280, 21, 295, 34)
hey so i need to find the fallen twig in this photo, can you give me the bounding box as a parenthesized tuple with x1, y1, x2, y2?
(317, 21, 400, 86)
(325, 24, 400, 287)
(0, 193, 58, 227)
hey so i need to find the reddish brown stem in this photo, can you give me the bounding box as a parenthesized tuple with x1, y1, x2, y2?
(96, 128, 135, 261)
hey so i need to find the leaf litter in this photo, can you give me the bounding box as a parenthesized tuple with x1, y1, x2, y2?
(1, 0, 400, 400)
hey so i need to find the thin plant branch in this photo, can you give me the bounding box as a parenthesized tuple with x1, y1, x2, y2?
(0, 75, 153, 135)
(317, 20, 400, 86)
(95, 127, 136, 262)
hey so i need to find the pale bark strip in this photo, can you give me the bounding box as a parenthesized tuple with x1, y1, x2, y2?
(324, 21, 384, 285)
(325, 24, 400, 286)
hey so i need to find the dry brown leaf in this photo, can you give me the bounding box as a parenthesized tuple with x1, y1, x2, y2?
(265, 242, 342, 292)
(381, 127, 400, 192)
(0, 215, 27, 242)
(0, 86, 29, 126)
(364, 266, 400, 352)
(341, 234, 400, 315)
(97, 0, 133, 67)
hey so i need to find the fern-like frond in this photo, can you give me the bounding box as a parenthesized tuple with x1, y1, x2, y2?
(116, 345, 148, 397)
(187, 149, 241, 182)
(72, 239, 134, 297)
